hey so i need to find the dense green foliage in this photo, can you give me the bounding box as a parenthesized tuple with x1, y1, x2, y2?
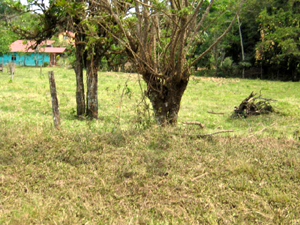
(0, 0, 19, 54)
(0, 28, 17, 55)
(216, 0, 300, 80)
(256, 0, 300, 80)
(193, 0, 238, 71)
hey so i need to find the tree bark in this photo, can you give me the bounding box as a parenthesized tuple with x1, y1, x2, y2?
(74, 36, 85, 117)
(145, 73, 188, 126)
(86, 48, 100, 119)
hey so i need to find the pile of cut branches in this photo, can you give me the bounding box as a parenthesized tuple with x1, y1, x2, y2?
(233, 92, 276, 117)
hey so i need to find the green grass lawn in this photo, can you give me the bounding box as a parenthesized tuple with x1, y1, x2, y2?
(0, 67, 300, 224)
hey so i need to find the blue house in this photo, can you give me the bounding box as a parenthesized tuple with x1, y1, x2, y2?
(0, 40, 66, 66)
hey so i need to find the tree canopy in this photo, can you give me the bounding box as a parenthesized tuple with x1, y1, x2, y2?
(216, 0, 300, 80)
(0, 0, 21, 54)
(255, 0, 300, 80)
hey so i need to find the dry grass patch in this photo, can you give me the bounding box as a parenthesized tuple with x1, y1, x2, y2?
(1, 124, 300, 224)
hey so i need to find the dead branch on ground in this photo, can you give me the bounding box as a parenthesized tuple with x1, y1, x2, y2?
(191, 172, 209, 182)
(233, 92, 276, 117)
(176, 130, 234, 138)
(207, 111, 225, 115)
(195, 130, 234, 138)
(184, 121, 205, 128)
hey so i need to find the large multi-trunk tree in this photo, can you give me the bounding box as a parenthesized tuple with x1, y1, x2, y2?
(48, 0, 115, 119)
(107, 0, 244, 125)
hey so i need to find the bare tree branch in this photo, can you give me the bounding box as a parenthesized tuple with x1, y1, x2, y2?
(183, 0, 245, 75)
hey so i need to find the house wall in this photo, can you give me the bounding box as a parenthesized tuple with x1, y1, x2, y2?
(0, 52, 50, 66)
(58, 32, 74, 46)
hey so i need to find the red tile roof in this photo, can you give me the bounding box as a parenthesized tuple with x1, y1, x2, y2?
(65, 31, 75, 38)
(10, 40, 66, 53)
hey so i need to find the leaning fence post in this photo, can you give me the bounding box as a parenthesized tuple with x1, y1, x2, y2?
(8, 62, 15, 80)
(1, 58, 3, 73)
(48, 71, 61, 129)
(40, 65, 43, 76)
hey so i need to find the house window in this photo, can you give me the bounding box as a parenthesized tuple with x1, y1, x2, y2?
(11, 55, 16, 61)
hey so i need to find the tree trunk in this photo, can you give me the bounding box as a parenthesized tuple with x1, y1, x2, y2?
(86, 50, 99, 119)
(74, 40, 85, 117)
(237, 16, 245, 79)
(145, 73, 188, 126)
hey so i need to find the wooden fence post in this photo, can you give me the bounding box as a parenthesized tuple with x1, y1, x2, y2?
(40, 65, 43, 76)
(7, 62, 15, 80)
(1, 58, 3, 73)
(48, 71, 61, 129)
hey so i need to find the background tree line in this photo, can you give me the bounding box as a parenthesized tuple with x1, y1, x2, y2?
(195, 0, 300, 81)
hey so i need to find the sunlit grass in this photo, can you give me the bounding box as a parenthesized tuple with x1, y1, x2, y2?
(180, 76, 300, 138)
(1, 66, 299, 137)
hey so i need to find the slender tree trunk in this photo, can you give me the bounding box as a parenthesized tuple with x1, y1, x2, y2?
(86, 49, 100, 119)
(145, 72, 189, 125)
(74, 39, 85, 117)
(73, 4, 87, 117)
(237, 16, 245, 78)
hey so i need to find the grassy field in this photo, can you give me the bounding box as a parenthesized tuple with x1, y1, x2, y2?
(0, 66, 300, 224)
